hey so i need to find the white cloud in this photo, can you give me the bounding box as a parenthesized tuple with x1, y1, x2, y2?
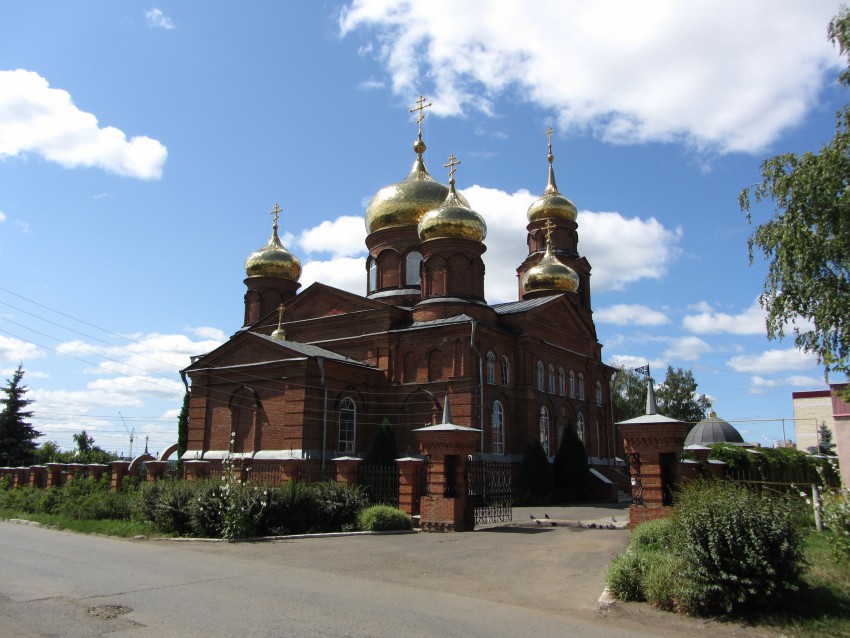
(340, 0, 843, 153)
(727, 348, 818, 374)
(607, 354, 665, 374)
(0, 210, 5, 222)
(595, 304, 670, 326)
(0, 70, 167, 179)
(189, 326, 227, 341)
(297, 216, 367, 258)
(301, 257, 366, 294)
(144, 8, 176, 30)
(662, 336, 712, 362)
(0, 335, 44, 363)
(14, 220, 31, 235)
(683, 301, 766, 335)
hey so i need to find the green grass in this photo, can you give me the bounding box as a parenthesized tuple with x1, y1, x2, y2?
(1, 508, 156, 537)
(758, 532, 850, 638)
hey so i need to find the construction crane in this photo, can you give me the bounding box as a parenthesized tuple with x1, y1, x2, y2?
(119, 412, 134, 459)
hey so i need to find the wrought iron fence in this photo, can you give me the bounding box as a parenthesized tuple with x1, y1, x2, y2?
(360, 464, 399, 507)
(467, 460, 512, 526)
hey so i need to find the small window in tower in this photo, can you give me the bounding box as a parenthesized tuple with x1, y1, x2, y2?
(596, 380, 603, 406)
(558, 367, 566, 396)
(577, 412, 586, 443)
(536, 361, 544, 391)
(405, 251, 422, 286)
(578, 373, 585, 401)
(569, 370, 575, 398)
(548, 364, 556, 393)
(500, 356, 510, 386)
(486, 351, 496, 384)
(368, 261, 377, 293)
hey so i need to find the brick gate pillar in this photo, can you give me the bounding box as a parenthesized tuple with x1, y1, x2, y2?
(109, 461, 131, 491)
(395, 457, 425, 516)
(182, 459, 210, 481)
(414, 397, 480, 532)
(145, 460, 168, 482)
(332, 457, 362, 487)
(45, 463, 66, 488)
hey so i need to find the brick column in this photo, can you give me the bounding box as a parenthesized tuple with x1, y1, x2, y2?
(617, 416, 689, 527)
(12, 467, 28, 488)
(707, 459, 727, 479)
(332, 457, 363, 487)
(279, 459, 304, 482)
(396, 457, 425, 516)
(87, 464, 109, 481)
(46, 463, 66, 488)
(183, 459, 210, 481)
(109, 461, 131, 491)
(145, 460, 168, 482)
(29, 465, 46, 489)
(66, 463, 87, 480)
(414, 423, 480, 532)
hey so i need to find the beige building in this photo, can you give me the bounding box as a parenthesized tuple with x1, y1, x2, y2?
(792, 384, 848, 485)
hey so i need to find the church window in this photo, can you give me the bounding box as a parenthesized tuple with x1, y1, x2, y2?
(536, 361, 544, 391)
(548, 364, 556, 393)
(539, 406, 550, 456)
(486, 351, 496, 384)
(491, 401, 504, 454)
(577, 412, 586, 443)
(368, 260, 377, 292)
(595, 380, 603, 406)
(558, 367, 566, 396)
(338, 397, 356, 455)
(569, 370, 575, 398)
(405, 251, 422, 285)
(500, 356, 510, 386)
(578, 373, 585, 400)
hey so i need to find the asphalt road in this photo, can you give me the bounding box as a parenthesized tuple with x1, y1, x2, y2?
(0, 507, 780, 638)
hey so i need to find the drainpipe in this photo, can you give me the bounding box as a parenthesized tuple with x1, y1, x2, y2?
(609, 371, 617, 467)
(470, 319, 484, 453)
(317, 356, 328, 473)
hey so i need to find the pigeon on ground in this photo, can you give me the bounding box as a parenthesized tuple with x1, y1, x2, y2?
(529, 514, 535, 519)
(544, 513, 550, 519)
(577, 520, 583, 528)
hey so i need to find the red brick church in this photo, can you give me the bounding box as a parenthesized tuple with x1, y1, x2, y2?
(182, 102, 617, 476)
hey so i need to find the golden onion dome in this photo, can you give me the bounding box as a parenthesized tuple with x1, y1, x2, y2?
(364, 136, 469, 234)
(418, 155, 486, 242)
(522, 227, 579, 294)
(527, 135, 577, 223)
(245, 204, 302, 281)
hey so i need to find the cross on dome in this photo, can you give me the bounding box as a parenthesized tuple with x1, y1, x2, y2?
(444, 154, 461, 184)
(409, 95, 432, 136)
(269, 203, 283, 229)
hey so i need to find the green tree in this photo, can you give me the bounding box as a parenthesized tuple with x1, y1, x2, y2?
(363, 418, 399, 466)
(808, 421, 837, 456)
(552, 423, 589, 500)
(740, 8, 850, 400)
(519, 438, 553, 500)
(0, 365, 41, 466)
(610, 366, 647, 421)
(655, 366, 711, 424)
(177, 391, 189, 460)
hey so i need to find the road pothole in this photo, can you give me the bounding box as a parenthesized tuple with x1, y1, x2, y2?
(87, 604, 132, 619)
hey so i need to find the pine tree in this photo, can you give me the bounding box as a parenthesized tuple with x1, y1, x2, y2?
(177, 391, 190, 459)
(364, 418, 399, 466)
(0, 365, 41, 466)
(553, 424, 590, 501)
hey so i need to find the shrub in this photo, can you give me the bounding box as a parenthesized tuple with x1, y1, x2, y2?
(673, 480, 806, 615)
(822, 488, 850, 560)
(607, 549, 649, 601)
(643, 553, 682, 612)
(630, 517, 676, 552)
(135, 480, 196, 535)
(258, 480, 317, 536)
(357, 505, 413, 531)
(309, 482, 367, 532)
(186, 479, 227, 538)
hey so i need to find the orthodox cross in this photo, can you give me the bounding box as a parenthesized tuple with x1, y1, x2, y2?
(409, 95, 432, 136)
(444, 154, 461, 182)
(270, 203, 283, 228)
(276, 303, 285, 328)
(545, 126, 555, 161)
(543, 219, 555, 247)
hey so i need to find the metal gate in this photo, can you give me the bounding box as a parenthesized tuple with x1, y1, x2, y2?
(466, 459, 512, 527)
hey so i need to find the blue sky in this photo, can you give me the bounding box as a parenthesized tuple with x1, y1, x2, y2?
(0, 1, 846, 456)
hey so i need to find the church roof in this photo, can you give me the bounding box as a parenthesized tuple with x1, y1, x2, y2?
(251, 333, 372, 366)
(493, 294, 562, 315)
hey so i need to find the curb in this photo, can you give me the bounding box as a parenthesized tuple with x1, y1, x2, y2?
(597, 586, 617, 609)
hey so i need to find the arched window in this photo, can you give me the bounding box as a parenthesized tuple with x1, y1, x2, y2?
(486, 351, 496, 384)
(578, 373, 585, 400)
(338, 397, 356, 454)
(577, 412, 586, 443)
(595, 380, 603, 406)
(368, 260, 377, 292)
(536, 361, 545, 391)
(548, 364, 556, 393)
(569, 370, 575, 398)
(405, 251, 422, 285)
(539, 406, 550, 456)
(500, 356, 510, 386)
(558, 367, 566, 396)
(491, 401, 505, 454)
